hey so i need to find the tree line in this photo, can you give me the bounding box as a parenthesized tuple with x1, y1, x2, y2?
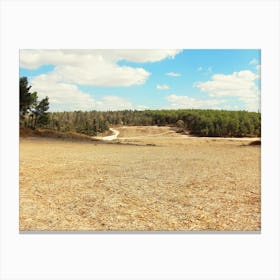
(42, 108, 261, 138)
(102, 109, 261, 137)
(20, 77, 261, 137)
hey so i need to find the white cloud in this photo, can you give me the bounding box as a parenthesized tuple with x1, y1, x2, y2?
(222, 105, 241, 111)
(136, 105, 148, 111)
(156, 84, 169, 90)
(99, 96, 133, 111)
(20, 49, 181, 68)
(249, 58, 258, 65)
(256, 65, 261, 71)
(20, 49, 181, 87)
(21, 51, 151, 87)
(194, 70, 260, 112)
(197, 67, 203, 71)
(166, 72, 181, 77)
(31, 74, 96, 111)
(112, 49, 182, 63)
(31, 74, 132, 111)
(20, 49, 182, 111)
(166, 94, 226, 109)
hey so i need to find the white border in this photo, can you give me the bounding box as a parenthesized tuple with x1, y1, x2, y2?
(1, 1, 279, 279)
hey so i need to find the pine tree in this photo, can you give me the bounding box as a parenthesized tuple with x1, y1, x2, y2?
(19, 77, 38, 126)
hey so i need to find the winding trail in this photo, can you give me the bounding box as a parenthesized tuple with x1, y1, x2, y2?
(95, 128, 120, 141)
(95, 126, 260, 142)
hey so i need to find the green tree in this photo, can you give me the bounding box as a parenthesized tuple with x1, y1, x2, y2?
(176, 119, 185, 133)
(32, 97, 50, 128)
(20, 77, 50, 129)
(176, 119, 185, 128)
(19, 77, 38, 125)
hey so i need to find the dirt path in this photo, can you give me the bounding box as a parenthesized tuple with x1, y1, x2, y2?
(181, 135, 261, 141)
(95, 128, 120, 141)
(94, 126, 260, 144)
(117, 126, 260, 142)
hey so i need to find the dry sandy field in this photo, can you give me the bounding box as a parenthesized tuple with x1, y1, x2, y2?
(19, 126, 261, 231)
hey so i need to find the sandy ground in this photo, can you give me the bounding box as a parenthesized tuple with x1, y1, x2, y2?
(19, 126, 261, 231)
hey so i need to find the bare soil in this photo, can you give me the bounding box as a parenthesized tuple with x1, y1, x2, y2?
(19, 126, 261, 231)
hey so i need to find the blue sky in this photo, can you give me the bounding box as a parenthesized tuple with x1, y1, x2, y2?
(19, 49, 261, 112)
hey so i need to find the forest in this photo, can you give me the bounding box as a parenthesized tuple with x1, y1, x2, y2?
(20, 77, 261, 137)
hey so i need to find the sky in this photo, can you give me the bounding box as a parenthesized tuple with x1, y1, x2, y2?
(19, 49, 261, 112)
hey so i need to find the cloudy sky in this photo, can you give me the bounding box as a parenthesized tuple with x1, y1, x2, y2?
(19, 49, 261, 112)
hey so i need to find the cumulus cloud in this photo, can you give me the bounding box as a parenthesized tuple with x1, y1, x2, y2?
(20, 49, 181, 87)
(166, 94, 226, 109)
(31, 74, 96, 111)
(194, 70, 260, 111)
(21, 50, 154, 87)
(112, 49, 182, 63)
(166, 72, 181, 77)
(31, 74, 133, 111)
(20, 49, 182, 111)
(99, 96, 133, 111)
(20, 49, 181, 68)
(156, 84, 169, 90)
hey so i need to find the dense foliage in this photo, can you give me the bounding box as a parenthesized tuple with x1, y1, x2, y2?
(46, 109, 260, 137)
(102, 109, 261, 137)
(46, 111, 109, 136)
(20, 77, 261, 137)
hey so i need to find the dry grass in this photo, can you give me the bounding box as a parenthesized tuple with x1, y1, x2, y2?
(20, 127, 99, 142)
(19, 126, 261, 231)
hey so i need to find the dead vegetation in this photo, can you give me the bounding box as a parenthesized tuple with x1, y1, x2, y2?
(249, 140, 261, 146)
(19, 126, 261, 231)
(20, 127, 98, 142)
